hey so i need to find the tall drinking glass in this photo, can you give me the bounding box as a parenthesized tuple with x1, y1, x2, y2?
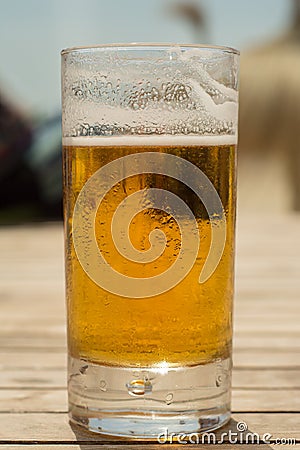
(61, 44, 239, 439)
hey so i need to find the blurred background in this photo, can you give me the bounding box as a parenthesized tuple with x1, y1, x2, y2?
(0, 0, 299, 223)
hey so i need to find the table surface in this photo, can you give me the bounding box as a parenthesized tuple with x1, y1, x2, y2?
(0, 214, 300, 449)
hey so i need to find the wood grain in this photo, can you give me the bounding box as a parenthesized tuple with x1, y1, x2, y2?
(0, 413, 299, 441)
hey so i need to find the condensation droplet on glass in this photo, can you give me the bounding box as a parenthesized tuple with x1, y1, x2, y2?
(215, 374, 222, 387)
(165, 393, 173, 405)
(79, 365, 88, 375)
(99, 380, 107, 391)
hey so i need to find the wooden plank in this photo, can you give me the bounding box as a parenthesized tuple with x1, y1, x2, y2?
(1, 332, 300, 355)
(3, 333, 300, 351)
(234, 335, 300, 350)
(0, 413, 299, 441)
(232, 369, 300, 389)
(0, 352, 66, 370)
(6, 315, 300, 339)
(2, 313, 300, 334)
(233, 351, 300, 368)
(236, 286, 300, 298)
(0, 446, 211, 450)
(0, 337, 66, 350)
(2, 296, 300, 321)
(0, 370, 66, 388)
(234, 321, 300, 334)
(3, 314, 300, 333)
(236, 291, 300, 301)
(2, 290, 300, 313)
(5, 316, 300, 338)
(236, 298, 300, 308)
(0, 390, 67, 413)
(0, 349, 298, 370)
(2, 331, 300, 353)
(1, 369, 300, 390)
(232, 389, 300, 412)
(0, 388, 299, 413)
(0, 223, 63, 251)
(0, 217, 298, 253)
(0, 442, 300, 450)
(0, 296, 64, 312)
(2, 282, 298, 302)
(0, 446, 199, 450)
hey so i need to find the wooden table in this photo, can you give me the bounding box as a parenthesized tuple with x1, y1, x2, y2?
(0, 214, 299, 449)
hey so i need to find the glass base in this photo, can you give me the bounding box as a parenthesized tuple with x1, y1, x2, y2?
(68, 356, 231, 439)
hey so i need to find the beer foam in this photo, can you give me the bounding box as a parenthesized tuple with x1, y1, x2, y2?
(63, 46, 239, 138)
(63, 134, 237, 147)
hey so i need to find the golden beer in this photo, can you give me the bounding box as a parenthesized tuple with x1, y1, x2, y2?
(63, 137, 236, 368)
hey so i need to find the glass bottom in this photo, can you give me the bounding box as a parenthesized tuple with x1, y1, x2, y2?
(68, 355, 231, 439)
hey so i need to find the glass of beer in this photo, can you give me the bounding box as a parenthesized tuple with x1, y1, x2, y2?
(61, 44, 239, 439)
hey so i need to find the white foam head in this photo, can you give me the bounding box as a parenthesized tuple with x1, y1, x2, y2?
(63, 135, 237, 147)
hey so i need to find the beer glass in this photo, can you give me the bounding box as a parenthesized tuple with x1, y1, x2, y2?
(61, 44, 239, 439)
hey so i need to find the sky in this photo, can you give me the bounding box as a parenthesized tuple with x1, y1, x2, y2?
(0, 0, 291, 116)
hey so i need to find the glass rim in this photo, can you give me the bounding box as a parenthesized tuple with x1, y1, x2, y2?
(61, 42, 240, 57)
